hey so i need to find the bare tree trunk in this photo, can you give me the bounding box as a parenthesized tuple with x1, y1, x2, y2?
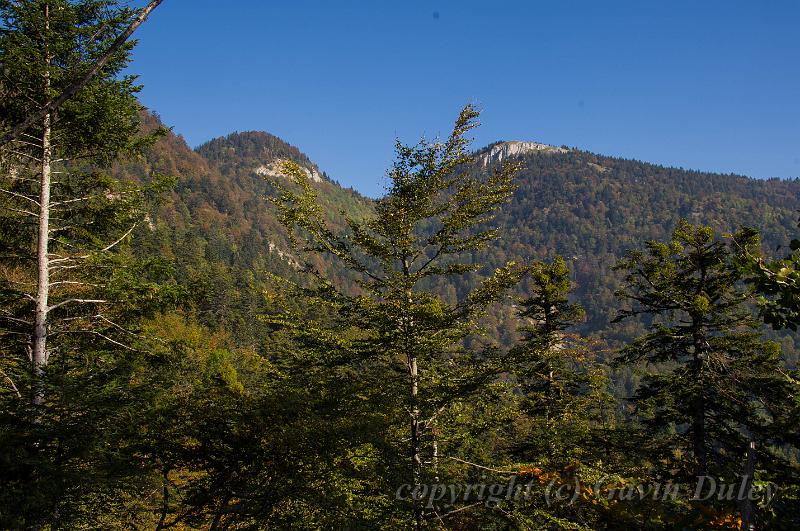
(156, 467, 170, 530)
(431, 425, 439, 483)
(740, 434, 756, 530)
(410, 353, 422, 531)
(691, 312, 708, 478)
(692, 398, 706, 476)
(32, 4, 52, 407)
(403, 269, 423, 530)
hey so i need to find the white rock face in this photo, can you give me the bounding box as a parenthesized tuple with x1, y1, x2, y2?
(255, 161, 323, 183)
(479, 141, 568, 167)
(587, 162, 609, 173)
(267, 240, 300, 268)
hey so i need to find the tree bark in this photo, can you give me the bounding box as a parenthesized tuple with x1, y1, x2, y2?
(739, 434, 756, 530)
(403, 261, 423, 530)
(431, 425, 439, 483)
(32, 4, 52, 407)
(691, 398, 706, 477)
(156, 467, 170, 530)
(410, 353, 422, 530)
(691, 263, 708, 477)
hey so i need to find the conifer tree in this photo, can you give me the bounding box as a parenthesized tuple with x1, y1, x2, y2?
(0, 0, 161, 404)
(509, 257, 590, 459)
(0, 2, 172, 526)
(736, 219, 800, 332)
(613, 220, 797, 523)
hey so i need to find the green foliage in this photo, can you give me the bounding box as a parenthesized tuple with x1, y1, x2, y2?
(0, 0, 156, 160)
(736, 217, 800, 331)
(2, 10, 799, 524)
(266, 105, 535, 527)
(613, 220, 799, 524)
(469, 147, 800, 360)
(0, 1, 175, 527)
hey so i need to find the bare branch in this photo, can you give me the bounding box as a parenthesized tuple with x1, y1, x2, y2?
(101, 223, 137, 252)
(0, 188, 39, 206)
(445, 456, 518, 475)
(48, 298, 107, 312)
(50, 189, 139, 207)
(1, 149, 42, 162)
(2, 206, 38, 217)
(429, 502, 483, 521)
(4, 138, 41, 149)
(0, 369, 22, 399)
(0, 330, 34, 337)
(55, 329, 139, 351)
(0, 313, 32, 326)
(95, 314, 138, 337)
(50, 280, 104, 288)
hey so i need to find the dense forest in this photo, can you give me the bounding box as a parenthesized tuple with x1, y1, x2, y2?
(1, 2, 799, 529)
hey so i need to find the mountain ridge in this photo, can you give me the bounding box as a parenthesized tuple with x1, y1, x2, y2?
(120, 110, 800, 365)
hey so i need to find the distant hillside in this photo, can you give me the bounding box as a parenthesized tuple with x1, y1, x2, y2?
(116, 114, 800, 365)
(469, 142, 800, 364)
(114, 112, 372, 344)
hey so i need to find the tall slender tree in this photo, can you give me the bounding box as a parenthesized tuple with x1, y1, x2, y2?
(0, 3, 171, 526)
(509, 257, 595, 463)
(0, 0, 159, 404)
(267, 104, 527, 528)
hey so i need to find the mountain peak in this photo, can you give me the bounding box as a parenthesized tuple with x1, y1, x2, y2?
(196, 130, 327, 184)
(479, 140, 568, 167)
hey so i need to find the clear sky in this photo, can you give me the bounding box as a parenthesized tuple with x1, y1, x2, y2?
(129, 0, 800, 198)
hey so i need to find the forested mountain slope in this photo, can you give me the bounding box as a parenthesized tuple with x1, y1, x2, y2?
(115, 112, 372, 343)
(13, 108, 794, 528)
(473, 142, 800, 335)
(119, 114, 800, 363)
(457, 142, 799, 370)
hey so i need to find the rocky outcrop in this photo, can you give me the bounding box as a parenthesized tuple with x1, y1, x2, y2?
(254, 161, 323, 183)
(479, 141, 568, 167)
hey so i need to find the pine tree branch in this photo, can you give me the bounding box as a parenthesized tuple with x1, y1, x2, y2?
(445, 456, 518, 475)
(0, 0, 165, 146)
(1, 149, 42, 162)
(51, 189, 140, 207)
(101, 223, 138, 252)
(2, 206, 37, 217)
(49, 280, 104, 287)
(429, 502, 483, 522)
(0, 312, 32, 326)
(54, 329, 138, 351)
(48, 298, 107, 312)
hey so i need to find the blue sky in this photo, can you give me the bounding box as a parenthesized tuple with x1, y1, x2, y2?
(129, 0, 800, 197)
